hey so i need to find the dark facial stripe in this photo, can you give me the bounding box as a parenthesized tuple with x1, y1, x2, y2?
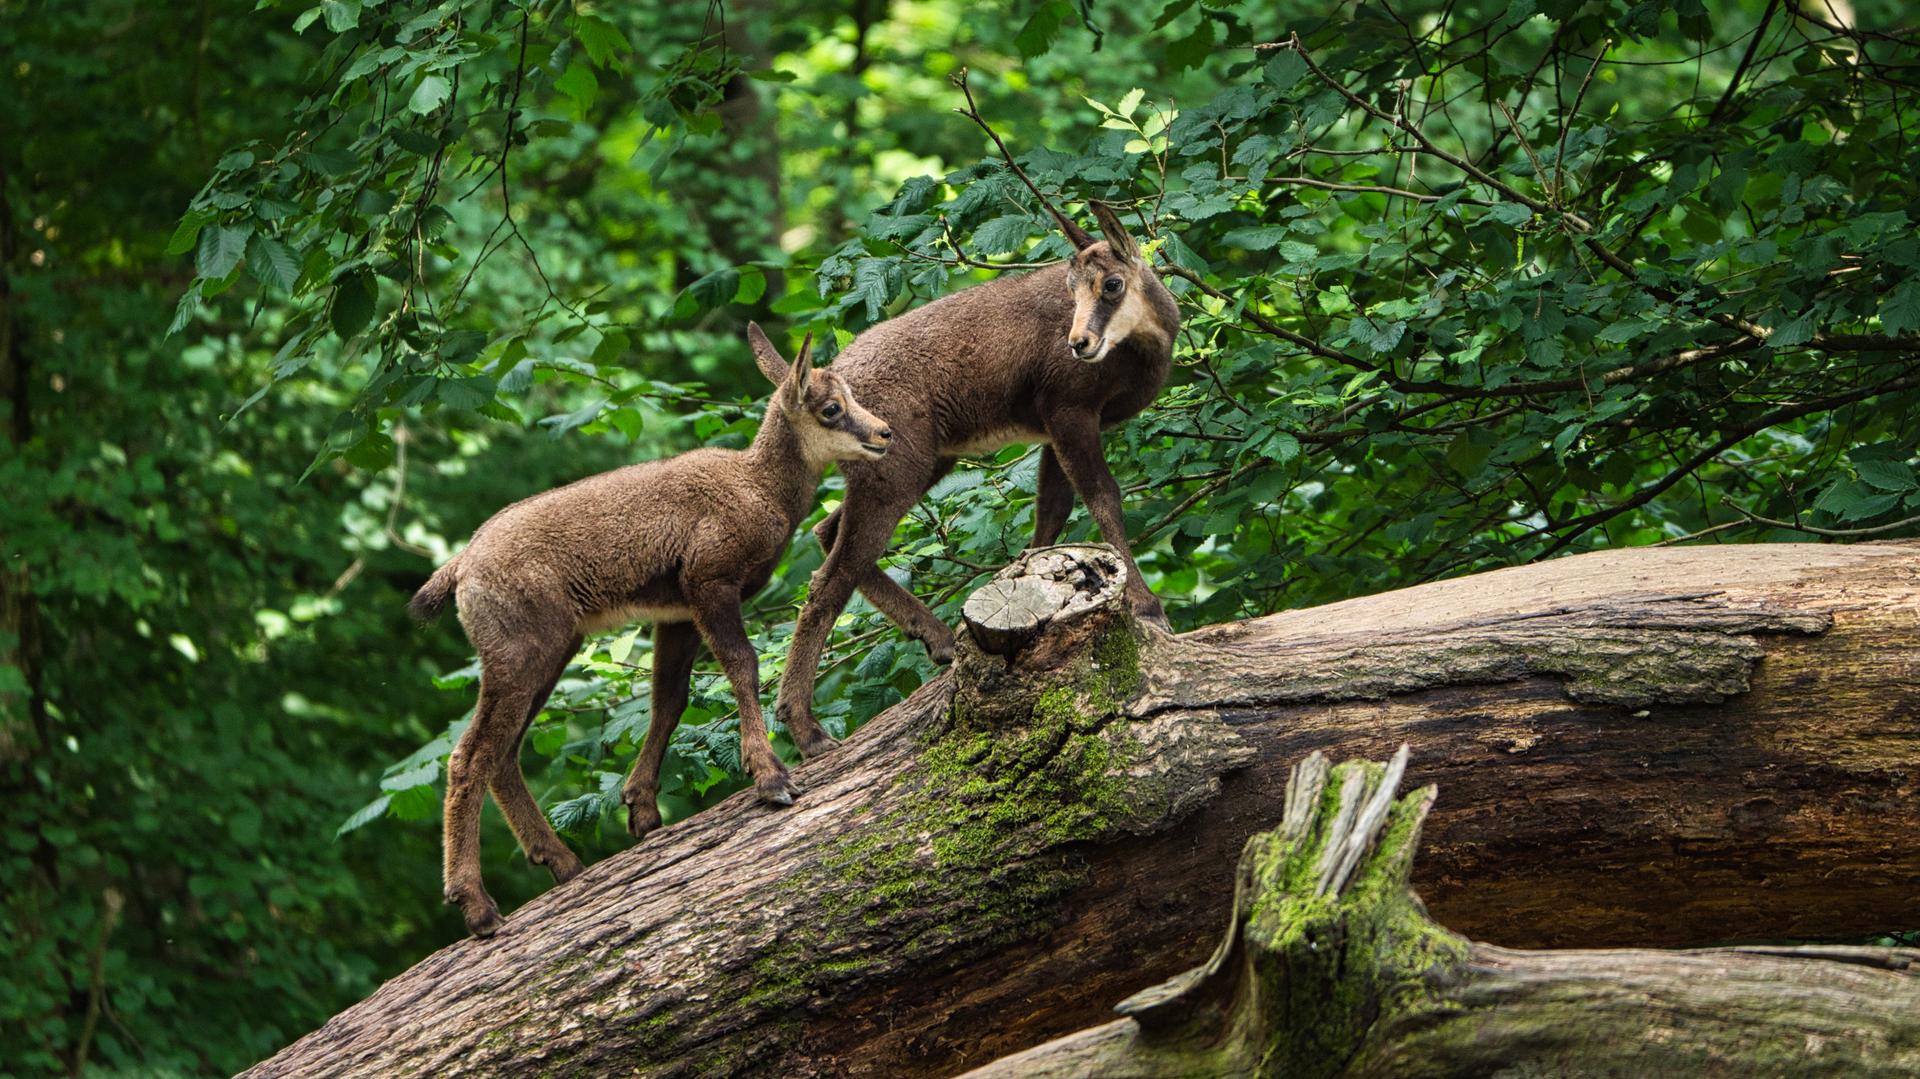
(1081, 293, 1122, 340)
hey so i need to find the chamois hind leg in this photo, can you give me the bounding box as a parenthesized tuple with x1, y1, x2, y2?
(779, 464, 935, 756)
(1043, 408, 1169, 628)
(1031, 445, 1075, 548)
(622, 620, 701, 839)
(488, 637, 585, 885)
(814, 485, 956, 666)
(691, 587, 800, 807)
(444, 636, 566, 938)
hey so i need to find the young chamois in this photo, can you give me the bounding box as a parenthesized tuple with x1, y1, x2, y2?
(772, 196, 1180, 757)
(409, 326, 892, 937)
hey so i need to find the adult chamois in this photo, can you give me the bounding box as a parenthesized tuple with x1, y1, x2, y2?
(410, 326, 892, 937)
(773, 182, 1180, 759)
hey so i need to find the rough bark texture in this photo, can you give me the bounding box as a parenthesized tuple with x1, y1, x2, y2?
(967, 752, 1920, 1078)
(244, 541, 1920, 1078)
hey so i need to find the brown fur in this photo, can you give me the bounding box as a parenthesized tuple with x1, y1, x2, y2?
(774, 202, 1180, 752)
(411, 325, 891, 937)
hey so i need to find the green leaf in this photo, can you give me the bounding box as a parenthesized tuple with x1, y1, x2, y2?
(1220, 226, 1289, 251)
(388, 784, 439, 821)
(1814, 478, 1900, 521)
(335, 794, 391, 837)
(166, 281, 205, 338)
(1166, 14, 1214, 72)
(381, 761, 439, 791)
(972, 214, 1036, 256)
(1263, 50, 1307, 91)
(1015, 0, 1069, 58)
(196, 223, 252, 280)
(1596, 317, 1658, 343)
(343, 432, 395, 471)
(329, 272, 376, 339)
(245, 233, 301, 291)
(1856, 460, 1917, 493)
(321, 0, 360, 33)
(849, 258, 901, 322)
(608, 626, 641, 665)
(540, 398, 604, 438)
(1117, 88, 1146, 118)
(591, 330, 630, 366)
(1769, 312, 1815, 349)
(1486, 202, 1533, 227)
(674, 266, 741, 319)
(554, 59, 599, 116)
(573, 13, 632, 67)
(1880, 281, 1920, 338)
(435, 375, 497, 412)
(1349, 317, 1406, 354)
(166, 208, 215, 256)
(497, 357, 535, 394)
(407, 74, 451, 115)
(1261, 430, 1300, 463)
(736, 265, 768, 306)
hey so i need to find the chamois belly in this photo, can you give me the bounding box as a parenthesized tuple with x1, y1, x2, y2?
(572, 575, 699, 633)
(577, 602, 696, 633)
(950, 423, 1048, 455)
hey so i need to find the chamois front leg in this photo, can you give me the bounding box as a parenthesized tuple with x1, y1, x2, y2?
(815, 504, 955, 665)
(622, 620, 701, 839)
(1043, 410, 1169, 628)
(692, 588, 801, 807)
(1031, 445, 1074, 548)
(779, 467, 934, 750)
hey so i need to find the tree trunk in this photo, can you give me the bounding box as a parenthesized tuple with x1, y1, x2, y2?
(242, 541, 1920, 1078)
(965, 750, 1920, 1078)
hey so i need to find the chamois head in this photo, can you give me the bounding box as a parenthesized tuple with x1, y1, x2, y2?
(1062, 201, 1160, 364)
(747, 322, 893, 463)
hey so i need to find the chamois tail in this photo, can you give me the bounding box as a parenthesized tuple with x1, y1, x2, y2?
(409, 559, 460, 623)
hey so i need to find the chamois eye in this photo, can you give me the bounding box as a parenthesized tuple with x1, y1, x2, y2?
(820, 402, 843, 420)
(1103, 277, 1124, 296)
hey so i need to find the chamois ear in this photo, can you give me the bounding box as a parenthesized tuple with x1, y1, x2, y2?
(747, 322, 790, 387)
(783, 333, 814, 409)
(1051, 205, 1097, 251)
(1088, 200, 1141, 263)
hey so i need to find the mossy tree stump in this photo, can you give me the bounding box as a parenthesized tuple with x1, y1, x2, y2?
(243, 542, 1920, 1078)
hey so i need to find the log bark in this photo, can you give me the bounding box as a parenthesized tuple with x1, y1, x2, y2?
(243, 541, 1920, 1078)
(966, 750, 1920, 1078)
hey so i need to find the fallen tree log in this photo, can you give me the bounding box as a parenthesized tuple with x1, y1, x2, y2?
(245, 541, 1920, 1078)
(966, 749, 1920, 1078)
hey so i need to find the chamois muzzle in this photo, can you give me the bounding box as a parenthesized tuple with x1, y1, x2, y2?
(1069, 333, 1107, 363)
(861, 425, 894, 459)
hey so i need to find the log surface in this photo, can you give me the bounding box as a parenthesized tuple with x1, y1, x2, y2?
(243, 543, 1920, 1078)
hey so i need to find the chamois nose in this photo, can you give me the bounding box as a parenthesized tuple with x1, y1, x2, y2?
(877, 427, 894, 441)
(1069, 334, 1093, 356)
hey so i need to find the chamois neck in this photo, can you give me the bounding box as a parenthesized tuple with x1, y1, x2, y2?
(1139, 269, 1182, 356)
(745, 399, 826, 523)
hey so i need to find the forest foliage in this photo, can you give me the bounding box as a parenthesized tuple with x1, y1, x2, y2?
(4, 0, 1918, 1074)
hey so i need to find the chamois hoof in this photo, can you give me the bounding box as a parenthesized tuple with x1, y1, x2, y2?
(449, 890, 504, 938)
(793, 730, 841, 758)
(756, 771, 802, 807)
(923, 633, 956, 666)
(626, 800, 662, 840)
(544, 849, 586, 884)
(1134, 597, 1171, 632)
